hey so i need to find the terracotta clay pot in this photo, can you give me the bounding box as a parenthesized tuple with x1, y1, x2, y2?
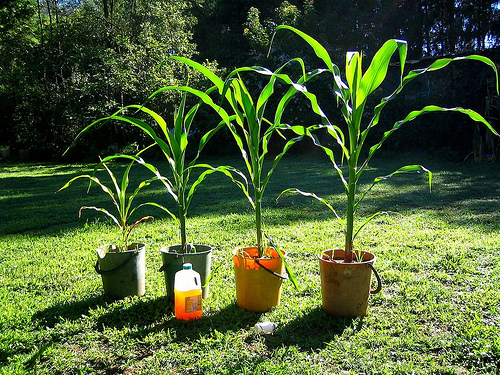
(318, 249, 381, 317)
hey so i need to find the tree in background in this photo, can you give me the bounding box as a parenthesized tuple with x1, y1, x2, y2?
(1, 0, 499, 160)
(239, 0, 500, 159)
(0, 0, 207, 160)
(235, 0, 500, 63)
(0, 0, 37, 157)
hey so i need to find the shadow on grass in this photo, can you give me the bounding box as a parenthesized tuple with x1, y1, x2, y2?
(18, 294, 115, 371)
(95, 296, 263, 342)
(30, 290, 262, 339)
(32, 293, 354, 350)
(262, 306, 359, 350)
(92, 298, 358, 352)
(272, 158, 500, 234)
(31, 294, 117, 328)
(2, 157, 500, 236)
(92, 296, 357, 351)
(25, 292, 357, 373)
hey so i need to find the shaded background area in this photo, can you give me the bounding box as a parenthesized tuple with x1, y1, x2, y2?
(1, 0, 500, 161)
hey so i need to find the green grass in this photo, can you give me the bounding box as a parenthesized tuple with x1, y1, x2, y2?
(1, 154, 499, 374)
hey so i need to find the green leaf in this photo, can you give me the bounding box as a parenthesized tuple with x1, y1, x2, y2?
(373, 165, 433, 191)
(366, 105, 498, 170)
(346, 51, 362, 104)
(196, 117, 235, 159)
(273, 67, 327, 126)
(277, 188, 344, 229)
(355, 165, 432, 213)
(184, 164, 223, 211)
(209, 165, 254, 209)
(261, 129, 304, 193)
(264, 233, 300, 291)
(303, 125, 348, 191)
(169, 57, 225, 92)
(138, 202, 178, 224)
(59, 174, 118, 214)
(79, 206, 121, 230)
(274, 25, 347, 98)
(352, 211, 388, 242)
(99, 160, 121, 206)
(98, 154, 178, 203)
(125, 216, 153, 245)
(359, 39, 407, 105)
(275, 26, 332, 78)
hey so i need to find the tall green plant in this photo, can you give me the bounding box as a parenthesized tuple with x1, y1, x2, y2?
(66, 87, 233, 252)
(171, 57, 309, 257)
(274, 25, 499, 263)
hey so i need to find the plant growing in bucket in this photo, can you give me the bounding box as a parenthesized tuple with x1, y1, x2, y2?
(58, 159, 156, 299)
(274, 25, 499, 316)
(171, 57, 306, 312)
(67, 87, 233, 301)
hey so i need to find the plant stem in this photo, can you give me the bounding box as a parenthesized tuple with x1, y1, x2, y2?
(179, 208, 187, 252)
(123, 231, 128, 250)
(122, 221, 128, 250)
(255, 191, 263, 256)
(344, 160, 356, 263)
(345, 108, 361, 263)
(253, 153, 263, 256)
(179, 184, 187, 252)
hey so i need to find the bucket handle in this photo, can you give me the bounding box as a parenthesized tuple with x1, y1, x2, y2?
(158, 253, 186, 272)
(368, 263, 382, 294)
(95, 250, 138, 275)
(255, 259, 288, 280)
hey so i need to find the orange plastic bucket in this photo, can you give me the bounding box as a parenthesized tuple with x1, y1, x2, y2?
(318, 249, 381, 317)
(233, 247, 286, 312)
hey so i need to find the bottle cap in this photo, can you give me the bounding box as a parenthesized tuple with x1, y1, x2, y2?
(183, 263, 192, 270)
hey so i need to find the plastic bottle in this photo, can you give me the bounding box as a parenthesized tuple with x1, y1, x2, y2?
(174, 263, 202, 320)
(253, 322, 277, 333)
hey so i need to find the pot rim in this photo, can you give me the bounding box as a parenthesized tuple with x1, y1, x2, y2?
(232, 246, 286, 260)
(160, 244, 212, 255)
(318, 248, 376, 264)
(96, 243, 146, 258)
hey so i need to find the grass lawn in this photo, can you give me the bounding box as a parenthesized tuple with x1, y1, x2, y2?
(0, 154, 499, 374)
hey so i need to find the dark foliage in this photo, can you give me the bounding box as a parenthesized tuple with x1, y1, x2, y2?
(0, 0, 499, 161)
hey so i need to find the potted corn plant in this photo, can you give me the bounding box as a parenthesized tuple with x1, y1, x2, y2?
(274, 25, 499, 316)
(67, 88, 232, 301)
(58, 159, 155, 299)
(172, 57, 304, 312)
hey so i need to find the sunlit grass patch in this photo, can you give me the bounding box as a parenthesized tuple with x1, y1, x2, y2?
(0, 155, 499, 374)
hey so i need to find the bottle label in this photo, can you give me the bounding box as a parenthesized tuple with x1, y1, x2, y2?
(185, 295, 201, 313)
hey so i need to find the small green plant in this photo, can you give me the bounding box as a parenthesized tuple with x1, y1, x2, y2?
(58, 159, 154, 250)
(274, 25, 499, 263)
(67, 87, 233, 253)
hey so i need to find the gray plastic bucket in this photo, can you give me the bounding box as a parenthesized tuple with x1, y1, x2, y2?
(159, 244, 212, 301)
(95, 243, 146, 298)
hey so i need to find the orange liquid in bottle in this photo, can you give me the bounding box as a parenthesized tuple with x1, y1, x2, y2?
(174, 289, 202, 320)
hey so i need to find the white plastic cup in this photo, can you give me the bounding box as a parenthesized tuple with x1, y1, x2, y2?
(253, 322, 277, 333)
